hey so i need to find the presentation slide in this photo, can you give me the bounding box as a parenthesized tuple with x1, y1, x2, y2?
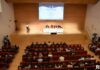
(39, 3, 64, 20)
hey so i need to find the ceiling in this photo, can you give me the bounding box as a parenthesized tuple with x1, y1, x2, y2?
(6, 0, 98, 4)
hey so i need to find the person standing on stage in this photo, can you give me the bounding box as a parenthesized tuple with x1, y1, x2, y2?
(26, 24, 30, 33)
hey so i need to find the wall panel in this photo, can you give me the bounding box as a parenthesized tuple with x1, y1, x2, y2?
(14, 3, 86, 31)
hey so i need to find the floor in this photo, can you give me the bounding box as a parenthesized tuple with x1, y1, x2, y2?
(8, 32, 100, 70)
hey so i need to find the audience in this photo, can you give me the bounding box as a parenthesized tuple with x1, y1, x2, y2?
(0, 35, 19, 69)
(88, 33, 100, 57)
(18, 42, 97, 70)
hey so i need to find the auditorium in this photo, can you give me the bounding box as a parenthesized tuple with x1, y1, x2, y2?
(0, 0, 100, 70)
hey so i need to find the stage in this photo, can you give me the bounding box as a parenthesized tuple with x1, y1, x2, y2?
(15, 23, 82, 35)
(10, 22, 90, 45)
(10, 32, 89, 46)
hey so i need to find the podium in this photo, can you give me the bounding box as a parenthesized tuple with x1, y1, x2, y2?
(51, 33, 57, 35)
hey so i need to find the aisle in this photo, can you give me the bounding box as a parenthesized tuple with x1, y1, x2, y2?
(8, 45, 26, 70)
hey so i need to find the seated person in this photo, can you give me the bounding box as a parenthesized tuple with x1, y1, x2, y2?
(96, 61, 100, 70)
(96, 47, 100, 51)
(65, 48, 70, 52)
(62, 63, 67, 68)
(59, 55, 65, 62)
(25, 64, 31, 69)
(59, 47, 64, 52)
(79, 57, 85, 60)
(3, 35, 11, 46)
(57, 48, 60, 52)
(37, 57, 43, 63)
(90, 56, 95, 60)
(32, 56, 37, 62)
(34, 52, 38, 56)
(55, 64, 62, 68)
(38, 53, 43, 58)
(92, 33, 98, 44)
(34, 64, 38, 68)
(47, 63, 55, 68)
(73, 62, 80, 68)
(67, 62, 73, 68)
(58, 25, 62, 28)
(47, 41, 52, 46)
(46, 25, 49, 28)
(48, 52, 53, 58)
(51, 25, 54, 28)
(80, 62, 85, 67)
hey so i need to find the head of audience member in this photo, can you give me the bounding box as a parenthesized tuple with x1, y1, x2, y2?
(79, 57, 85, 60)
(51, 25, 53, 28)
(73, 62, 80, 68)
(34, 52, 38, 56)
(59, 47, 63, 51)
(57, 48, 60, 52)
(67, 62, 73, 68)
(47, 41, 52, 46)
(65, 48, 70, 52)
(46, 25, 49, 28)
(35, 42, 39, 45)
(38, 53, 43, 58)
(55, 63, 62, 68)
(31, 43, 34, 47)
(24, 49, 29, 55)
(90, 56, 95, 60)
(33, 56, 36, 59)
(62, 63, 67, 68)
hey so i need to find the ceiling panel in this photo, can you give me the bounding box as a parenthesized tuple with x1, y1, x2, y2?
(6, 0, 98, 4)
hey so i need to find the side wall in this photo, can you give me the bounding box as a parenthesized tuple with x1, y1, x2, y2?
(85, 0, 100, 39)
(0, 0, 15, 47)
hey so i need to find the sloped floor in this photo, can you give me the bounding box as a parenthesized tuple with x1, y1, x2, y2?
(8, 33, 100, 70)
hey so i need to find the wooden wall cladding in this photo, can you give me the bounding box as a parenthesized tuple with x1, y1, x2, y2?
(14, 3, 86, 30)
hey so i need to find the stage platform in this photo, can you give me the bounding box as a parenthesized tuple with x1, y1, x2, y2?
(10, 31, 90, 46)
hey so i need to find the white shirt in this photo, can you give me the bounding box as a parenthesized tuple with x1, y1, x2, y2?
(67, 64, 73, 68)
(79, 57, 85, 60)
(65, 48, 70, 52)
(96, 65, 100, 69)
(38, 58, 43, 62)
(48, 54, 53, 58)
(59, 56, 64, 61)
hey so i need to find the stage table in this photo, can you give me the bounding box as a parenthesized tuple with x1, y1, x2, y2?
(43, 28, 64, 34)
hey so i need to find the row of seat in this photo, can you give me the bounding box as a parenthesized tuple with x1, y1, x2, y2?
(18, 42, 97, 70)
(88, 43, 100, 56)
(0, 35, 19, 69)
(0, 45, 19, 69)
